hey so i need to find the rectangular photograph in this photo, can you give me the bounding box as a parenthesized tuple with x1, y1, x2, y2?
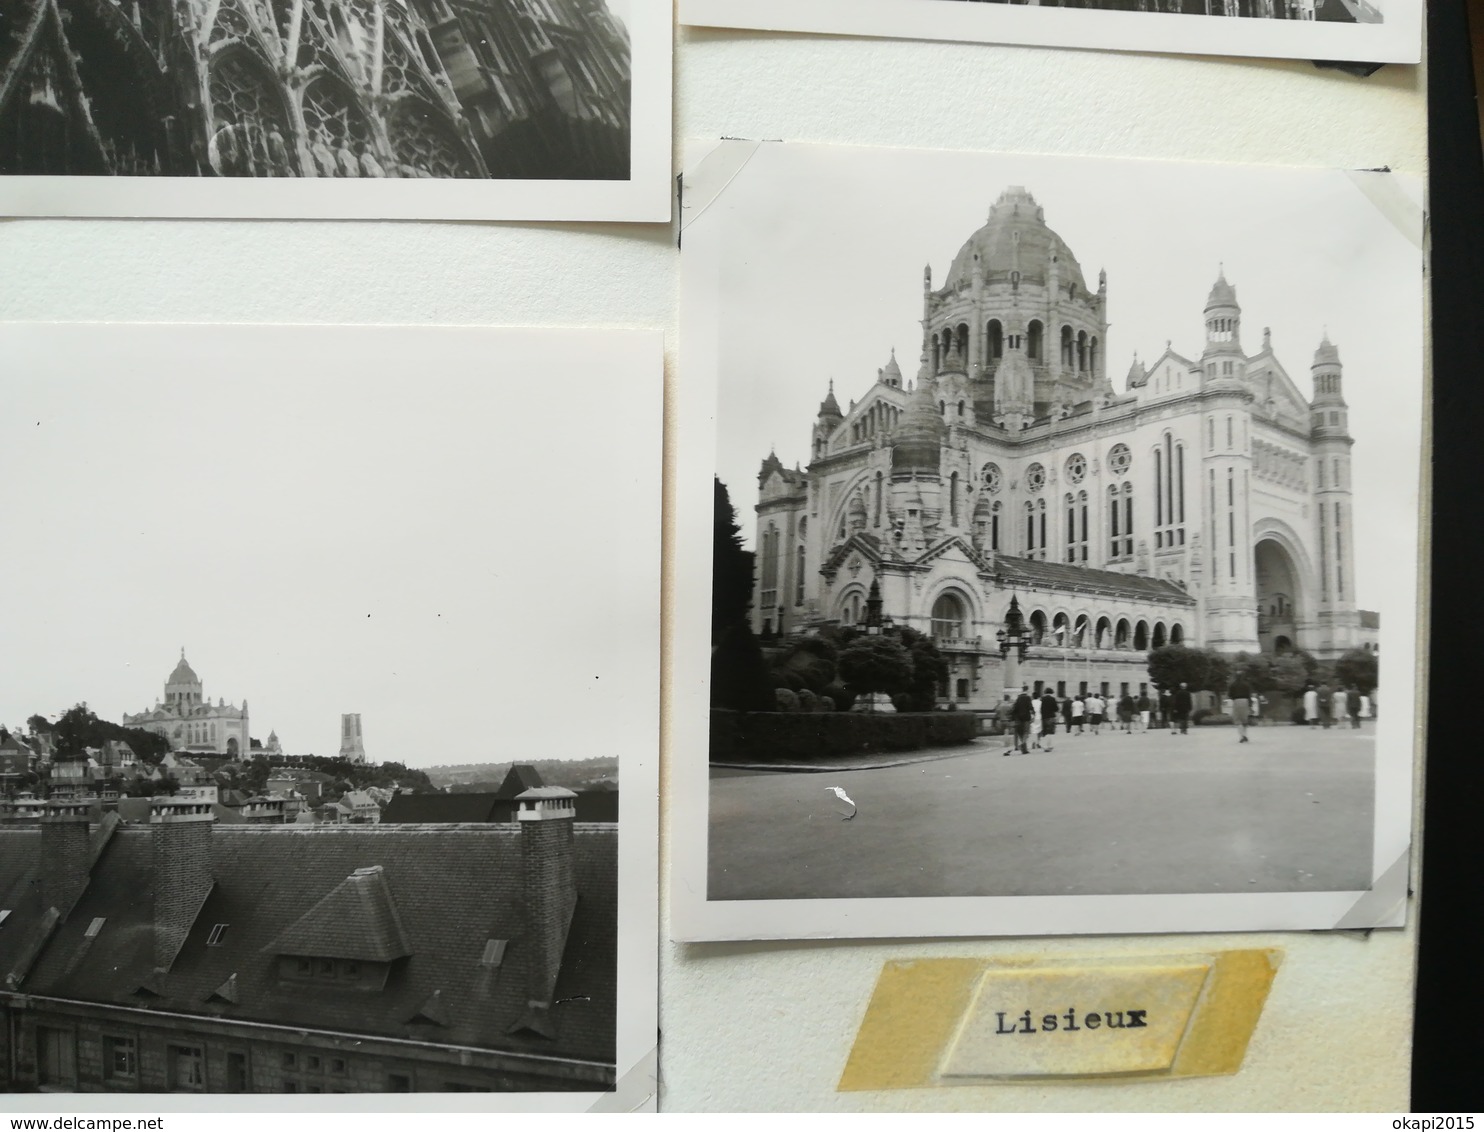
(0, 323, 661, 1108)
(672, 140, 1423, 941)
(679, 0, 1421, 65)
(0, 0, 671, 219)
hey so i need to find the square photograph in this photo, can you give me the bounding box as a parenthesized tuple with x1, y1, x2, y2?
(673, 140, 1423, 941)
(0, 323, 661, 1107)
(0, 0, 671, 218)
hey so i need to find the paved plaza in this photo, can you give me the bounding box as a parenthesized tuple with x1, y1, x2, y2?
(708, 722, 1375, 900)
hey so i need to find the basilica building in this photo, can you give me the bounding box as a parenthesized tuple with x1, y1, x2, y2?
(752, 186, 1363, 707)
(0, 0, 630, 179)
(122, 651, 252, 756)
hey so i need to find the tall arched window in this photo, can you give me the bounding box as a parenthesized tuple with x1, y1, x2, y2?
(1027, 320, 1043, 362)
(1170, 622, 1185, 645)
(1153, 621, 1167, 648)
(1108, 484, 1122, 559)
(1029, 609, 1047, 645)
(1115, 618, 1131, 649)
(1134, 620, 1149, 650)
(1064, 493, 1077, 563)
(1077, 330, 1088, 372)
(1089, 336, 1099, 376)
(949, 472, 960, 526)
(1072, 614, 1090, 647)
(1061, 325, 1074, 367)
(991, 501, 1001, 551)
(1052, 612, 1069, 646)
(956, 323, 970, 359)
(987, 320, 1004, 361)
(1078, 491, 1089, 562)
(760, 524, 780, 608)
(931, 592, 967, 640)
(795, 544, 806, 605)
(1025, 501, 1036, 555)
(874, 472, 883, 526)
(1095, 616, 1112, 649)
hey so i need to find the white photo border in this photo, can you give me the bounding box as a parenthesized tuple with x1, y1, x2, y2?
(671, 139, 1423, 942)
(680, 0, 1421, 66)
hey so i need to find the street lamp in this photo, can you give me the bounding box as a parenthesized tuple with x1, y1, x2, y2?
(995, 594, 1031, 701)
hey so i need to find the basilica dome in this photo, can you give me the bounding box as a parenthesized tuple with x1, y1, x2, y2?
(168, 651, 200, 686)
(943, 187, 1089, 293)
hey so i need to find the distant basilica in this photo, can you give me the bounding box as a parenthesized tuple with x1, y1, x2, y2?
(122, 651, 251, 757)
(753, 187, 1367, 707)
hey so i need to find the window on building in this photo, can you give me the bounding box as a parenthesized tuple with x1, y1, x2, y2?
(930, 592, 967, 640)
(330, 1058, 347, 1075)
(388, 1073, 413, 1092)
(991, 502, 1001, 551)
(282, 1052, 298, 1070)
(84, 917, 106, 939)
(167, 1045, 205, 1092)
(1027, 320, 1043, 361)
(955, 678, 970, 701)
(206, 923, 229, 946)
(795, 545, 806, 606)
(103, 1035, 137, 1082)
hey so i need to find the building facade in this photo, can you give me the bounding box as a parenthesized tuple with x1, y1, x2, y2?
(0, 0, 630, 179)
(121, 652, 251, 757)
(753, 187, 1363, 707)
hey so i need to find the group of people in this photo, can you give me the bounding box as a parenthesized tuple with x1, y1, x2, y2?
(998, 677, 1373, 753)
(1300, 682, 1370, 730)
(1000, 685, 1189, 754)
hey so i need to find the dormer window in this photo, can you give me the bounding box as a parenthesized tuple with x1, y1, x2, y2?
(207, 923, 229, 947)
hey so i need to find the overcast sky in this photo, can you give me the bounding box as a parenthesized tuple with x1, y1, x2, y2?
(705, 143, 1425, 612)
(0, 325, 660, 769)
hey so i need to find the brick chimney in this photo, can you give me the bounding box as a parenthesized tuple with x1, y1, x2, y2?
(38, 799, 93, 920)
(150, 798, 216, 971)
(516, 787, 578, 1016)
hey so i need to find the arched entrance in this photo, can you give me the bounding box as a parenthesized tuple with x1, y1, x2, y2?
(226, 737, 240, 757)
(1255, 538, 1301, 655)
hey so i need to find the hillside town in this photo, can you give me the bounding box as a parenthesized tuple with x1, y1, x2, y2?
(0, 654, 620, 1093)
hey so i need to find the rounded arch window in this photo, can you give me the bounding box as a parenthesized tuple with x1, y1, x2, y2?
(1108, 443, 1132, 475)
(930, 591, 968, 640)
(981, 462, 1002, 493)
(1029, 609, 1047, 644)
(1025, 463, 1046, 492)
(1065, 452, 1087, 484)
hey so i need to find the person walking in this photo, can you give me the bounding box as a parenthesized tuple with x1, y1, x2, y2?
(1010, 685, 1035, 755)
(1172, 682, 1193, 736)
(996, 695, 1017, 754)
(1332, 685, 1348, 730)
(1061, 693, 1074, 736)
(1229, 674, 1253, 744)
(1136, 690, 1152, 733)
(1040, 689, 1059, 752)
(1303, 683, 1319, 727)
(1348, 686, 1363, 728)
(1118, 691, 1136, 733)
(1317, 682, 1334, 729)
(1251, 692, 1264, 725)
(1087, 691, 1104, 736)
(1071, 694, 1086, 735)
(1160, 687, 1174, 730)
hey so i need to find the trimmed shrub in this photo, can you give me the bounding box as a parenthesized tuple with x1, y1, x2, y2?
(774, 688, 800, 713)
(710, 710, 980, 764)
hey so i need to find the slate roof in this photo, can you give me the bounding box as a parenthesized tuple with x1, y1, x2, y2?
(493, 765, 545, 800)
(993, 554, 1197, 605)
(0, 823, 616, 1064)
(265, 865, 411, 962)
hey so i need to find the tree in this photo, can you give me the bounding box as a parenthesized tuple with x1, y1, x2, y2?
(897, 626, 949, 712)
(769, 636, 837, 694)
(1269, 653, 1314, 696)
(712, 477, 755, 642)
(837, 636, 914, 699)
(1146, 644, 1230, 694)
(1230, 652, 1274, 693)
(1334, 648, 1379, 694)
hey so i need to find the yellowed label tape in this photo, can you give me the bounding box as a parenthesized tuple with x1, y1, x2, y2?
(839, 949, 1280, 1090)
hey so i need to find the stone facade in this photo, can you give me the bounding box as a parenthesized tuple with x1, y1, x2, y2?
(754, 187, 1364, 707)
(122, 652, 251, 757)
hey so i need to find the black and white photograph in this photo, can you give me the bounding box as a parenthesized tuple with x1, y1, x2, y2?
(0, 0, 670, 218)
(672, 140, 1422, 942)
(679, 0, 1420, 65)
(0, 323, 661, 1108)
